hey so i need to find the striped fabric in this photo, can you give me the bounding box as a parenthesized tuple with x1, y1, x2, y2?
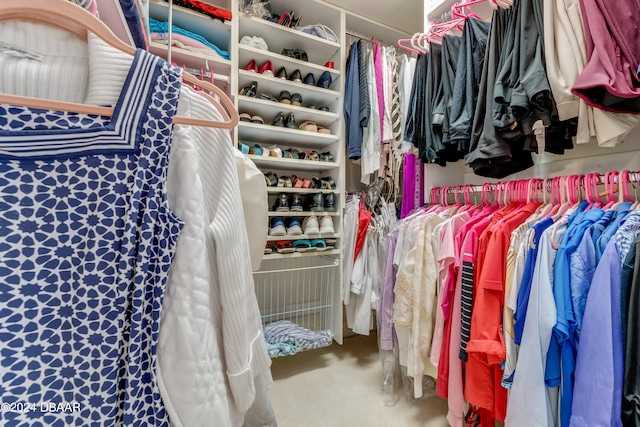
(264, 320, 333, 350)
(459, 260, 474, 361)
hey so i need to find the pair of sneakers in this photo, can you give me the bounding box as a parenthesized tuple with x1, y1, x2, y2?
(301, 215, 334, 235)
(269, 217, 302, 236)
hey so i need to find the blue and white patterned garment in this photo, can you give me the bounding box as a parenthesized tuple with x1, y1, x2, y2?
(0, 50, 183, 426)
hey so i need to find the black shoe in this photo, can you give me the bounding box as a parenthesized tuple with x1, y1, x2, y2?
(285, 113, 297, 129)
(303, 73, 316, 86)
(275, 193, 290, 212)
(291, 194, 303, 212)
(272, 112, 286, 127)
(278, 90, 291, 104)
(289, 69, 302, 83)
(260, 93, 278, 102)
(240, 81, 258, 97)
(324, 193, 336, 212)
(291, 93, 302, 106)
(319, 106, 330, 112)
(276, 67, 288, 79)
(309, 193, 325, 212)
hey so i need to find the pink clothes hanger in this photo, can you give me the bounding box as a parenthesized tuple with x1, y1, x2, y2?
(602, 171, 619, 209)
(398, 37, 424, 55)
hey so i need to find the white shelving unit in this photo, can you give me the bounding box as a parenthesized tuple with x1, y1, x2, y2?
(234, 0, 345, 346)
(147, 0, 234, 94)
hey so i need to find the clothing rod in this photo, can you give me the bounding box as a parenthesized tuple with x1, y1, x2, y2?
(167, 0, 173, 63)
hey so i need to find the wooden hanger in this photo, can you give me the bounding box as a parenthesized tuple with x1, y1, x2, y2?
(0, 0, 239, 130)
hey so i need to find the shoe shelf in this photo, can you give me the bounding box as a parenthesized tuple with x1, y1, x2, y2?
(267, 211, 340, 217)
(149, 0, 232, 52)
(238, 121, 339, 147)
(267, 233, 340, 241)
(239, 70, 340, 105)
(239, 14, 340, 62)
(238, 96, 340, 126)
(267, 187, 339, 194)
(239, 45, 340, 79)
(262, 249, 341, 260)
(149, 42, 232, 79)
(246, 155, 339, 172)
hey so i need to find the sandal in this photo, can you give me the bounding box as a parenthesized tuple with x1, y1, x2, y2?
(248, 144, 265, 156)
(292, 175, 304, 188)
(282, 149, 299, 160)
(293, 239, 314, 252)
(310, 238, 327, 251)
(251, 115, 264, 124)
(275, 240, 295, 254)
(317, 126, 331, 135)
(299, 120, 318, 133)
(283, 177, 293, 188)
(238, 142, 250, 154)
(264, 172, 278, 187)
(267, 146, 283, 157)
(320, 152, 334, 162)
(239, 112, 252, 122)
(302, 178, 313, 188)
(264, 242, 273, 254)
(306, 151, 320, 162)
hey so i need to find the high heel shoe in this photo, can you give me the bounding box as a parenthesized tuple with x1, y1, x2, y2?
(259, 60, 275, 77)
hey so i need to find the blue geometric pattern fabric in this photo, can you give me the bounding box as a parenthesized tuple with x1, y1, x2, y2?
(0, 50, 183, 426)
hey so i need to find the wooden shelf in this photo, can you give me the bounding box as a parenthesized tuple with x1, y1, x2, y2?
(267, 211, 340, 217)
(246, 155, 339, 172)
(238, 70, 340, 106)
(238, 121, 339, 148)
(267, 233, 340, 242)
(238, 96, 339, 126)
(150, 42, 232, 78)
(262, 249, 340, 260)
(267, 187, 339, 194)
(239, 14, 340, 64)
(149, 0, 232, 51)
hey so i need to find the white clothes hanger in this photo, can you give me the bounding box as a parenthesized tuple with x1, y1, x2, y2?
(0, 0, 239, 130)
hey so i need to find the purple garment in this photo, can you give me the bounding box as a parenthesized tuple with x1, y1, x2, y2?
(572, 0, 640, 112)
(373, 42, 385, 141)
(570, 240, 623, 427)
(378, 230, 399, 350)
(401, 153, 423, 218)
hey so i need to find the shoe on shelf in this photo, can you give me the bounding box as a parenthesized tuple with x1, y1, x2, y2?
(244, 59, 258, 72)
(259, 60, 275, 77)
(269, 216, 286, 236)
(260, 93, 278, 102)
(309, 193, 325, 212)
(289, 69, 302, 83)
(316, 71, 332, 89)
(272, 112, 286, 127)
(302, 215, 320, 234)
(317, 126, 331, 135)
(264, 242, 273, 254)
(276, 67, 288, 79)
(287, 217, 303, 236)
(278, 90, 291, 104)
(251, 115, 264, 124)
(239, 112, 252, 122)
(319, 106, 330, 112)
(291, 194, 303, 211)
(303, 73, 316, 86)
(324, 193, 337, 212)
(285, 113, 297, 129)
(324, 61, 334, 69)
(264, 171, 278, 187)
(299, 120, 318, 133)
(239, 81, 258, 97)
(274, 193, 290, 211)
(291, 93, 302, 106)
(319, 216, 335, 234)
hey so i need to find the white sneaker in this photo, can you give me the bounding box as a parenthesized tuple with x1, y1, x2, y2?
(269, 217, 286, 236)
(319, 216, 335, 234)
(302, 215, 320, 235)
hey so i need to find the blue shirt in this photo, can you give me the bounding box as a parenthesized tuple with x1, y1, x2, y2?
(513, 218, 554, 345)
(590, 209, 616, 244)
(596, 202, 633, 261)
(344, 42, 362, 159)
(570, 240, 623, 427)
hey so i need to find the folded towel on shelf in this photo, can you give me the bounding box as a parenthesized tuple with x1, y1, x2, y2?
(149, 18, 230, 59)
(264, 320, 333, 350)
(265, 341, 303, 358)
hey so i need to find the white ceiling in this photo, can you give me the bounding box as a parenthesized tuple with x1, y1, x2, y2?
(322, 0, 424, 35)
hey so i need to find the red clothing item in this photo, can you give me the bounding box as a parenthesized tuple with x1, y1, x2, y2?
(465, 203, 540, 421)
(354, 208, 372, 262)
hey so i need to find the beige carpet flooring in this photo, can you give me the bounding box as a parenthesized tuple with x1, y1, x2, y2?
(268, 333, 449, 427)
